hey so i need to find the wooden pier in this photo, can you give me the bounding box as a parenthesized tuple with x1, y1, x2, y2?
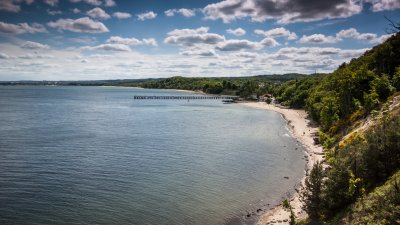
(133, 95, 238, 100)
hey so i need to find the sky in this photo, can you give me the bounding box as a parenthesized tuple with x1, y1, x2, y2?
(0, 0, 399, 81)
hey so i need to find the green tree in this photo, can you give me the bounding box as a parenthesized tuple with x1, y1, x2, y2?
(299, 161, 325, 222)
(371, 74, 394, 100)
(392, 66, 400, 90)
(363, 91, 380, 112)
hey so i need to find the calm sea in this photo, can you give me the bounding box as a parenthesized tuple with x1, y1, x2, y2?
(0, 86, 306, 225)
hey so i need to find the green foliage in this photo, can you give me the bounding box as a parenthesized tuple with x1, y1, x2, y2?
(237, 80, 258, 99)
(282, 199, 296, 225)
(299, 161, 325, 222)
(361, 113, 400, 188)
(307, 108, 400, 222)
(202, 82, 223, 94)
(371, 74, 395, 100)
(273, 76, 322, 109)
(336, 170, 400, 225)
(393, 66, 400, 90)
(125, 74, 304, 97)
(348, 172, 363, 197)
(297, 34, 400, 135)
(282, 199, 290, 209)
(322, 158, 353, 218)
(363, 91, 380, 112)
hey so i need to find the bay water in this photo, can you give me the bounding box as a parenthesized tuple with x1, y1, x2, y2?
(0, 86, 306, 225)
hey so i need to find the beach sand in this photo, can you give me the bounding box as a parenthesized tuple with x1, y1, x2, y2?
(239, 102, 324, 225)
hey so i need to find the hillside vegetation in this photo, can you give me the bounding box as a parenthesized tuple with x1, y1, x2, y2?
(120, 74, 311, 97)
(274, 33, 400, 137)
(275, 33, 400, 224)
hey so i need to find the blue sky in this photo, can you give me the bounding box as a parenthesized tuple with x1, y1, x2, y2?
(0, 0, 399, 81)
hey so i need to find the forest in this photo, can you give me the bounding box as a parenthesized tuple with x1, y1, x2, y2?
(279, 33, 400, 224)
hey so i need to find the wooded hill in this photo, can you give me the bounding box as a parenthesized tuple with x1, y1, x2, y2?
(117, 73, 310, 97)
(275, 33, 400, 224)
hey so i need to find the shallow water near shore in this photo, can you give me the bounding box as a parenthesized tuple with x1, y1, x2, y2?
(0, 86, 306, 225)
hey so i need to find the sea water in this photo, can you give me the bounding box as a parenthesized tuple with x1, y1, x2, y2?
(0, 86, 306, 225)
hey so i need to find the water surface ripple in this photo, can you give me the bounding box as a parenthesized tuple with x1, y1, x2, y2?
(0, 86, 306, 225)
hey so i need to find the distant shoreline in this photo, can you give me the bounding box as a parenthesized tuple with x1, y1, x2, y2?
(239, 102, 324, 225)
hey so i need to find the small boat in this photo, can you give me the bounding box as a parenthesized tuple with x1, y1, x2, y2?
(222, 99, 235, 104)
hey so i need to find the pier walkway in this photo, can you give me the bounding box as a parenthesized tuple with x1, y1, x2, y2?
(133, 95, 238, 100)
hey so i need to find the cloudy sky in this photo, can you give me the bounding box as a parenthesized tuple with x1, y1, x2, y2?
(0, 0, 399, 81)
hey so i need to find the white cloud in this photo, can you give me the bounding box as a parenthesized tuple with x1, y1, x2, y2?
(0, 53, 10, 59)
(180, 49, 218, 57)
(365, 0, 400, 11)
(339, 48, 370, 58)
(164, 27, 225, 47)
(0, 21, 47, 35)
(336, 28, 393, 44)
(358, 33, 378, 41)
(165, 8, 196, 17)
(86, 7, 110, 20)
(107, 36, 142, 46)
(82, 43, 131, 52)
(374, 34, 393, 43)
(165, 26, 280, 52)
(273, 47, 370, 63)
(137, 11, 157, 21)
(0, 0, 21, 12)
(43, 0, 58, 6)
(232, 52, 259, 58)
(142, 38, 158, 47)
(254, 27, 297, 40)
(104, 0, 116, 7)
(277, 47, 338, 55)
(226, 28, 246, 36)
(203, 0, 362, 24)
(260, 38, 280, 47)
(72, 8, 80, 14)
(0, 0, 35, 13)
(70, 0, 102, 6)
(21, 41, 50, 50)
(336, 27, 359, 39)
(164, 9, 175, 17)
(47, 17, 109, 33)
(17, 53, 37, 59)
(0, 41, 373, 81)
(299, 34, 338, 44)
(113, 12, 131, 19)
(216, 39, 262, 51)
(18, 53, 54, 59)
(47, 9, 62, 15)
(107, 36, 158, 47)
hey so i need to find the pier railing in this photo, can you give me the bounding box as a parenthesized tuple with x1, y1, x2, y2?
(133, 95, 238, 100)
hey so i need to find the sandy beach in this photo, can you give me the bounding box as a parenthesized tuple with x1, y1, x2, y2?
(239, 102, 324, 225)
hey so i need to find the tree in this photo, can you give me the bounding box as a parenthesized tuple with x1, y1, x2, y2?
(392, 66, 400, 90)
(282, 199, 296, 225)
(299, 161, 325, 222)
(371, 74, 394, 100)
(238, 80, 257, 99)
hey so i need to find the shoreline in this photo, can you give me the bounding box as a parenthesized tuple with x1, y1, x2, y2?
(238, 102, 324, 225)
